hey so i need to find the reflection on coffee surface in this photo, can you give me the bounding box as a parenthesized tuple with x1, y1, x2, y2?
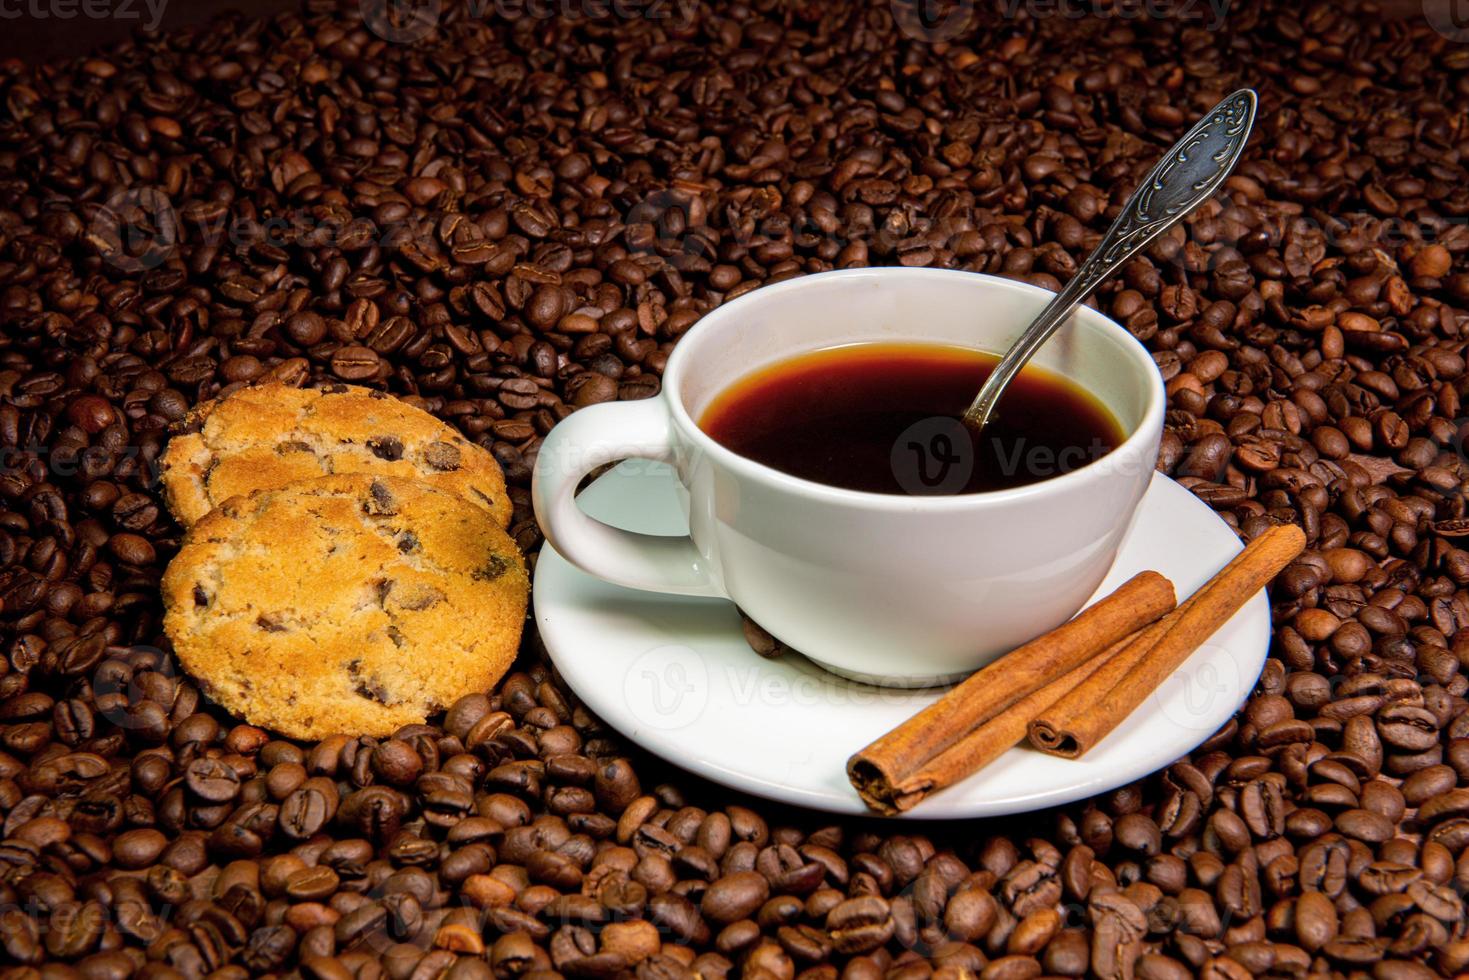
(700, 342, 1123, 495)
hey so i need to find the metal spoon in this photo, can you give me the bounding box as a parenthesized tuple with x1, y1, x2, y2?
(963, 89, 1258, 433)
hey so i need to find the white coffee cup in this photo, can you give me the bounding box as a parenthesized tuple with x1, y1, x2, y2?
(532, 268, 1165, 686)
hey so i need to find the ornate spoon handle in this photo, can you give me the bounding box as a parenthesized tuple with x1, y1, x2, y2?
(963, 89, 1258, 432)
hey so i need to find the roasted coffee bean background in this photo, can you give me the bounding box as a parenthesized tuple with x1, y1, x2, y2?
(3, 1, 1469, 977)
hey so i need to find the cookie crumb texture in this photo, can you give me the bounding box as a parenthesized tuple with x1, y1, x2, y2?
(162, 474, 529, 739)
(160, 383, 513, 529)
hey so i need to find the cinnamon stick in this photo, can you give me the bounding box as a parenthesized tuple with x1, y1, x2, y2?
(847, 570, 1175, 811)
(1027, 523, 1305, 758)
(851, 629, 1141, 813)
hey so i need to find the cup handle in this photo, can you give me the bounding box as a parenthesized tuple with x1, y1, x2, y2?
(532, 398, 725, 597)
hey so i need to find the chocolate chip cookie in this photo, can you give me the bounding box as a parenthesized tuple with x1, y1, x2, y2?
(161, 474, 529, 739)
(160, 383, 512, 528)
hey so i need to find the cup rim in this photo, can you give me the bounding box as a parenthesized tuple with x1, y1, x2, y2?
(661, 267, 1166, 510)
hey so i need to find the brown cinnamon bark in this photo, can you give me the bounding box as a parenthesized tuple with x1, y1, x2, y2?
(851, 630, 1140, 813)
(847, 570, 1175, 813)
(1027, 523, 1306, 758)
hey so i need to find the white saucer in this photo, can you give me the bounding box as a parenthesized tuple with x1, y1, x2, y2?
(533, 463, 1270, 819)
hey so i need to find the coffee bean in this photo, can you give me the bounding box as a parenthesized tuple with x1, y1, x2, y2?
(1038, 928, 1088, 975)
(1335, 808, 1394, 843)
(1324, 936, 1388, 966)
(45, 901, 104, 958)
(1, 909, 42, 965)
(942, 887, 997, 942)
(371, 740, 423, 786)
(827, 897, 893, 954)
(1295, 891, 1338, 952)
(287, 312, 328, 346)
(112, 829, 167, 869)
(647, 893, 706, 946)
(1378, 705, 1440, 752)
(333, 902, 387, 948)
(108, 533, 155, 566)
(76, 950, 140, 980)
(285, 866, 340, 902)
(185, 758, 242, 803)
(280, 783, 335, 839)
(65, 394, 117, 433)
(1402, 766, 1456, 806)
(700, 870, 768, 924)
(572, 763, 635, 821)
(331, 346, 380, 381)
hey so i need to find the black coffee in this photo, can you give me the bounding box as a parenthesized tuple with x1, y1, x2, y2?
(699, 342, 1124, 495)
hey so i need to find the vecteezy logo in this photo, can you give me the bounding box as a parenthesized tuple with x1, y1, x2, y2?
(85, 186, 178, 274)
(361, 0, 441, 43)
(889, 0, 975, 42)
(622, 645, 708, 731)
(1425, 0, 1469, 41)
(1154, 646, 1237, 731)
(892, 416, 974, 494)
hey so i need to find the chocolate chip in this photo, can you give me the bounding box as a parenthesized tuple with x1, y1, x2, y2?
(194, 585, 209, 607)
(423, 442, 462, 471)
(256, 614, 287, 633)
(397, 531, 420, 553)
(473, 555, 514, 581)
(347, 660, 393, 704)
(353, 678, 392, 704)
(364, 480, 398, 515)
(367, 435, 404, 461)
(397, 587, 445, 611)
